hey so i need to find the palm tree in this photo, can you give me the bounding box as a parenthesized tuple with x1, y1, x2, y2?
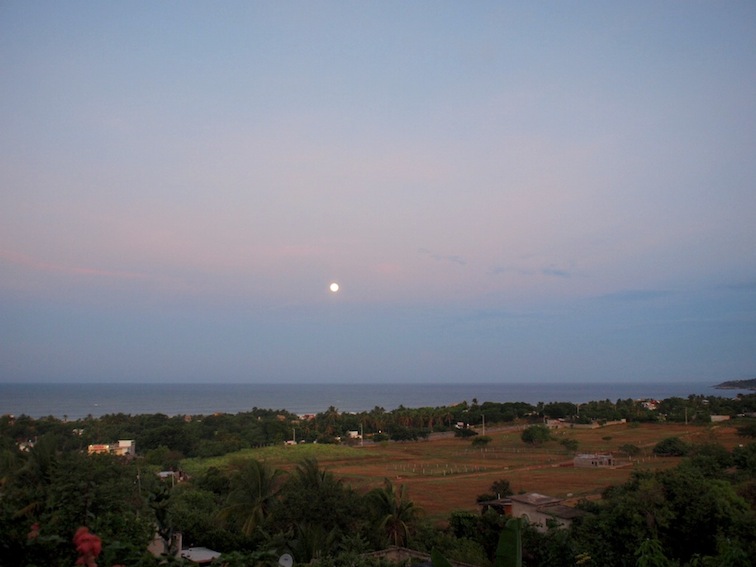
(368, 478, 420, 548)
(289, 521, 340, 563)
(217, 458, 284, 537)
(368, 406, 386, 434)
(276, 458, 357, 533)
(292, 458, 336, 490)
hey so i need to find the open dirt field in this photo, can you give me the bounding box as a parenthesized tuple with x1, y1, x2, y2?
(303, 422, 743, 520)
(187, 420, 744, 522)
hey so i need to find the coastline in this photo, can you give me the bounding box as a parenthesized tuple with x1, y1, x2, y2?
(1, 381, 753, 420)
(714, 378, 756, 390)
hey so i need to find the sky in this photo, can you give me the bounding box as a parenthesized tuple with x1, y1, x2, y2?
(1, 2, 755, 385)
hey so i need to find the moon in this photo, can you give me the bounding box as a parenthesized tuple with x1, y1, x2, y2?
(329, 282, 340, 293)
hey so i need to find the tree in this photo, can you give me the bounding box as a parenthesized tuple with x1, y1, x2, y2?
(367, 478, 420, 548)
(495, 518, 523, 567)
(289, 521, 340, 563)
(521, 425, 551, 445)
(635, 538, 672, 567)
(454, 427, 477, 438)
(573, 465, 755, 566)
(0, 444, 153, 567)
(686, 443, 733, 477)
(276, 458, 360, 530)
(620, 443, 641, 457)
(652, 437, 690, 456)
(542, 402, 574, 420)
(559, 438, 579, 452)
(168, 484, 234, 552)
(732, 442, 756, 475)
(520, 521, 580, 566)
(217, 458, 283, 537)
(477, 479, 513, 502)
(736, 422, 756, 438)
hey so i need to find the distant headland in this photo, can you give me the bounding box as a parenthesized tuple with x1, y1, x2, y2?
(715, 378, 756, 390)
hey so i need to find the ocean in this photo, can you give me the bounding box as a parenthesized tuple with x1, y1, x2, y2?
(0, 381, 750, 420)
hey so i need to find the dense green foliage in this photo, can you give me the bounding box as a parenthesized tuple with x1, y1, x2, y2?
(0, 434, 157, 566)
(3, 393, 755, 462)
(1, 394, 755, 566)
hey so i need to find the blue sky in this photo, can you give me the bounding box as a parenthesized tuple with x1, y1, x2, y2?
(1, 2, 755, 384)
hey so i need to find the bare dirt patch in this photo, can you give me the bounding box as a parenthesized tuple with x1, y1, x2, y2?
(196, 421, 742, 522)
(315, 422, 739, 520)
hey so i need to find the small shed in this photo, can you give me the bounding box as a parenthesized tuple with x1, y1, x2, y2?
(574, 453, 614, 468)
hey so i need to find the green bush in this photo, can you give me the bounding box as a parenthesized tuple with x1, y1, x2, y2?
(653, 436, 690, 456)
(472, 435, 492, 447)
(520, 425, 552, 445)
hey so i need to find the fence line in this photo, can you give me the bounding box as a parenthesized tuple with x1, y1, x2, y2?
(391, 463, 488, 476)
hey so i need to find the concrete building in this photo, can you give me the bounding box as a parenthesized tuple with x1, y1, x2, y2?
(87, 439, 135, 458)
(574, 453, 615, 468)
(481, 492, 586, 532)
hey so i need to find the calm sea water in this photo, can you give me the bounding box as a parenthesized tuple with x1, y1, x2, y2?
(0, 381, 749, 420)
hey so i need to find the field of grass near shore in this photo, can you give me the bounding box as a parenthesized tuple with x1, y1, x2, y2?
(181, 421, 744, 521)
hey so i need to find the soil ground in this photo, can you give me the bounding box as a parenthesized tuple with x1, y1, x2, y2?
(303, 421, 743, 520)
(186, 420, 745, 522)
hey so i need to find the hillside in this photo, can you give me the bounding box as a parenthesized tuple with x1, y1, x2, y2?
(715, 378, 756, 390)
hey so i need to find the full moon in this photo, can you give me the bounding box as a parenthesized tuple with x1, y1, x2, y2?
(329, 282, 340, 293)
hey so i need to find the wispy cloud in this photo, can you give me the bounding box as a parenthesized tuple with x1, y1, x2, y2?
(488, 263, 572, 278)
(488, 265, 510, 276)
(541, 266, 571, 278)
(718, 280, 756, 292)
(418, 248, 466, 266)
(598, 289, 673, 302)
(0, 249, 150, 281)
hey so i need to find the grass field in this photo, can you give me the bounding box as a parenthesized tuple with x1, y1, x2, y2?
(182, 420, 745, 522)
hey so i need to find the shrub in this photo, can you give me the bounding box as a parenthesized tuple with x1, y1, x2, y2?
(559, 438, 579, 451)
(471, 435, 492, 448)
(454, 427, 478, 438)
(736, 422, 756, 438)
(521, 425, 552, 445)
(619, 443, 641, 457)
(653, 436, 690, 456)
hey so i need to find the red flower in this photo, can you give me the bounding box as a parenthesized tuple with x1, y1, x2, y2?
(27, 522, 40, 540)
(73, 527, 102, 567)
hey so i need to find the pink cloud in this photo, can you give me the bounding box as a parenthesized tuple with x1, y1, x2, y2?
(0, 249, 150, 281)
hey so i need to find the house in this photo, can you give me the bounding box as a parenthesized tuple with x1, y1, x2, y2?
(481, 492, 585, 532)
(574, 452, 615, 468)
(157, 470, 188, 484)
(115, 439, 135, 456)
(87, 439, 135, 458)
